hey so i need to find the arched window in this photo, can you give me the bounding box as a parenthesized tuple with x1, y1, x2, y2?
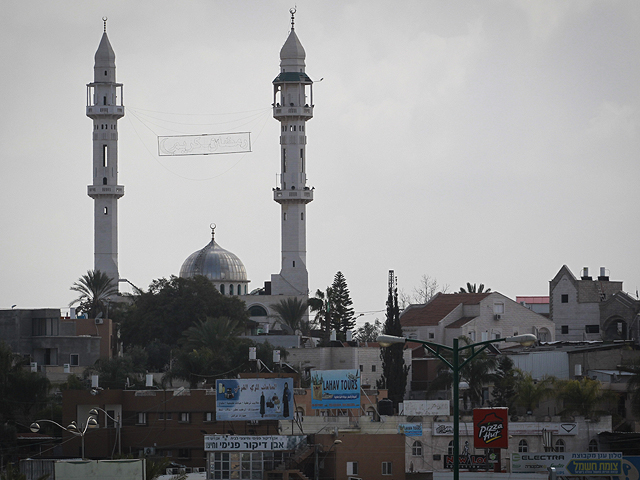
(220, 284, 225, 295)
(411, 441, 422, 456)
(248, 305, 268, 317)
(237, 285, 241, 295)
(555, 439, 565, 452)
(518, 440, 528, 453)
(103, 177, 107, 185)
(538, 327, 551, 342)
(447, 441, 453, 456)
(589, 439, 598, 452)
(230, 284, 234, 295)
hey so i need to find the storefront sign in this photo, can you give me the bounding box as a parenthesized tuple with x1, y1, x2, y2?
(398, 423, 423, 436)
(473, 408, 508, 449)
(204, 435, 306, 452)
(433, 422, 473, 436)
(511, 452, 622, 475)
(444, 455, 488, 470)
(311, 369, 360, 409)
(215, 378, 293, 421)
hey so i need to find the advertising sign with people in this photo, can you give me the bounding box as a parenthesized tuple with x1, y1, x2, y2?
(215, 378, 293, 421)
(311, 369, 360, 409)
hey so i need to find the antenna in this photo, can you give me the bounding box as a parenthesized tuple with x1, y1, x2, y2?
(290, 7, 296, 30)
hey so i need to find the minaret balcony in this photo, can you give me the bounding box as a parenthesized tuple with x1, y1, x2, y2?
(86, 105, 125, 118)
(88, 185, 124, 199)
(273, 105, 313, 120)
(273, 188, 313, 203)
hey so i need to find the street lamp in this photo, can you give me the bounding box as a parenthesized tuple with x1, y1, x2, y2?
(377, 333, 536, 480)
(89, 407, 122, 457)
(30, 416, 98, 459)
(314, 439, 342, 480)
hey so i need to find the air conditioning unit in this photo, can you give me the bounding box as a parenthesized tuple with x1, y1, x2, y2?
(494, 314, 502, 321)
(95, 318, 104, 325)
(64, 364, 71, 373)
(30, 362, 38, 372)
(143, 447, 156, 456)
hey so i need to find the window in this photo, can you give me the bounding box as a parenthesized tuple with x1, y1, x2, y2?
(481, 331, 488, 341)
(561, 294, 569, 303)
(292, 261, 296, 268)
(585, 325, 600, 334)
(469, 331, 475, 341)
(102, 177, 107, 185)
(69, 354, 79, 366)
(382, 462, 392, 475)
(371, 365, 376, 372)
(102, 145, 108, 167)
(220, 284, 225, 295)
(539, 328, 550, 342)
(429, 331, 435, 339)
(179, 412, 190, 423)
(518, 440, 528, 453)
(229, 284, 234, 296)
(106, 409, 116, 428)
(448, 441, 453, 455)
(347, 462, 358, 475)
(301, 212, 304, 220)
(561, 325, 569, 334)
(555, 439, 565, 452)
(359, 365, 363, 372)
(248, 305, 268, 317)
(589, 439, 598, 452)
(205, 412, 215, 422)
(32, 318, 59, 336)
(103, 207, 108, 215)
(137, 412, 147, 425)
(412, 441, 422, 456)
(178, 448, 190, 459)
(494, 303, 504, 314)
(283, 212, 287, 221)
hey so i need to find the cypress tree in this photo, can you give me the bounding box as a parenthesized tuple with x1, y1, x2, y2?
(378, 271, 409, 409)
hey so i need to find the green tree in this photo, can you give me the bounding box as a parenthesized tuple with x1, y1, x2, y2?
(181, 317, 245, 351)
(556, 377, 614, 419)
(120, 275, 249, 349)
(354, 319, 381, 342)
(378, 274, 409, 409)
(69, 270, 118, 319)
(83, 353, 146, 389)
(458, 283, 491, 294)
(330, 272, 355, 340)
(270, 297, 309, 334)
(490, 356, 518, 410)
(513, 371, 555, 415)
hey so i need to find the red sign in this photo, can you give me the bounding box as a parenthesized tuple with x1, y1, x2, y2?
(473, 408, 508, 449)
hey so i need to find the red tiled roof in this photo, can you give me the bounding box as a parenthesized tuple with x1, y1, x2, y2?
(516, 296, 549, 304)
(400, 293, 491, 327)
(444, 316, 477, 329)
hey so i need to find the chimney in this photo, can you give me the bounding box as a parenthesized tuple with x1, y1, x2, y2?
(581, 267, 592, 280)
(598, 267, 609, 281)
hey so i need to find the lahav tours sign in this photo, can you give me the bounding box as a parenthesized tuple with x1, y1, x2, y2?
(473, 408, 509, 449)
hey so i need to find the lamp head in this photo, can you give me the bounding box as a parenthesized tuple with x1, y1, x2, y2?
(88, 417, 98, 427)
(376, 335, 406, 347)
(30, 422, 40, 433)
(67, 421, 78, 432)
(89, 408, 99, 416)
(506, 333, 537, 347)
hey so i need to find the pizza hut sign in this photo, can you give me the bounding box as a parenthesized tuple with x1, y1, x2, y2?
(473, 408, 509, 449)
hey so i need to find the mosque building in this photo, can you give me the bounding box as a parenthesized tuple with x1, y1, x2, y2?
(88, 13, 314, 332)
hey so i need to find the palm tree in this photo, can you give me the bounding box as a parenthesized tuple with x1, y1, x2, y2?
(270, 297, 309, 334)
(308, 287, 333, 342)
(69, 270, 118, 318)
(459, 283, 491, 294)
(513, 371, 555, 415)
(427, 337, 498, 411)
(181, 317, 244, 350)
(556, 377, 615, 419)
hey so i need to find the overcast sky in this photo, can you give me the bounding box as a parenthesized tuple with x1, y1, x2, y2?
(1, 1, 638, 325)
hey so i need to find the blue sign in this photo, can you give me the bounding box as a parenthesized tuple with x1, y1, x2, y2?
(215, 378, 293, 421)
(311, 369, 360, 409)
(398, 423, 423, 436)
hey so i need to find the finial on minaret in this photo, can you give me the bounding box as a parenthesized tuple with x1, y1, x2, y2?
(210, 223, 217, 241)
(290, 7, 296, 30)
(102, 16, 108, 33)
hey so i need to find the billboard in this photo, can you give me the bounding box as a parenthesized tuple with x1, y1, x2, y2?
(398, 423, 423, 436)
(511, 452, 622, 475)
(158, 132, 251, 156)
(402, 400, 449, 416)
(215, 378, 293, 421)
(473, 408, 509, 449)
(311, 369, 360, 409)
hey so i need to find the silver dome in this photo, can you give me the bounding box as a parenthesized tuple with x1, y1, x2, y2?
(179, 227, 248, 282)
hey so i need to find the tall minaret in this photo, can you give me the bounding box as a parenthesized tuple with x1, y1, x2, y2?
(86, 18, 124, 286)
(270, 9, 314, 296)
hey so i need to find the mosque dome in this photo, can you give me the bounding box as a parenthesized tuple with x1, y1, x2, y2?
(179, 225, 249, 295)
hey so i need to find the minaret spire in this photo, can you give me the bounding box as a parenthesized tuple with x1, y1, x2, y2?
(290, 7, 296, 30)
(270, 11, 314, 296)
(86, 20, 125, 288)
